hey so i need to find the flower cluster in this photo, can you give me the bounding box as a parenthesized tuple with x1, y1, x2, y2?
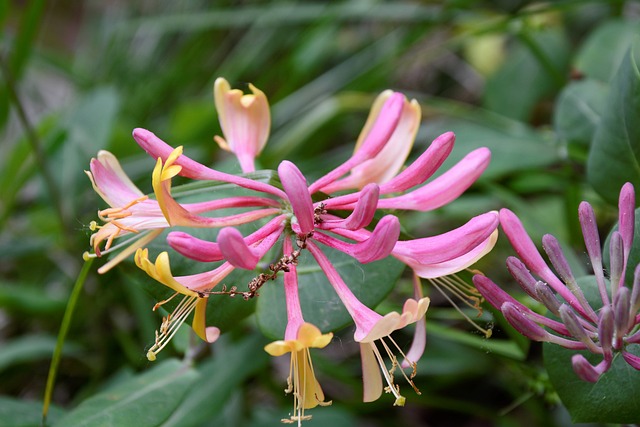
(474, 183, 640, 383)
(85, 78, 498, 422)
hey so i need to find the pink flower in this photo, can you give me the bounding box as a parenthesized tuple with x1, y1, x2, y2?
(264, 237, 333, 424)
(474, 183, 640, 382)
(89, 80, 498, 412)
(213, 78, 270, 173)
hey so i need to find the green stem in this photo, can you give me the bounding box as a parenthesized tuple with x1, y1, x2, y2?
(42, 259, 94, 426)
(516, 30, 565, 89)
(0, 54, 69, 237)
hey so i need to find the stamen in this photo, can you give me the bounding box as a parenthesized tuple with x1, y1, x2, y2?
(380, 336, 422, 396)
(146, 294, 199, 361)
(369, 341, 406, 406)
(153, 291, 180, 311)
(429, 273, 492, 338)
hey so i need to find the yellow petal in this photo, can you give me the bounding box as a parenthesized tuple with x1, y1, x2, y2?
(134, 249, 198, 297)
(360, 343, 383, 402)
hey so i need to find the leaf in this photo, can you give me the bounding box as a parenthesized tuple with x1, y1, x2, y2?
(53, 359, 199, 427)
(575, 19, 640, 82)
(0, 335, 80, 373)
(0, 396, 65, 427)
(483, 27, 570, 121)
(544, 276, 640, 423)
(587, 44, 640, 205)
(544, 344, 640, 423)
(553, 79, 609, 146)
(160, 335, 269, 427)
(58, 87, 120, 213)
(422, 117, 560, 181)
(256, 244, 406, 339)
(0, 0, 46, 127)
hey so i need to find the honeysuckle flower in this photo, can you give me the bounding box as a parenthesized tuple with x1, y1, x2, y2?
(264, 237, 332, 425)
(134, 248, 230, 360)
(474, 183, 640, 382)
(133, 211, 286, 360)
(89, 80, 500, 418)
(85, 149, 279, 274)
(84, 151, 166, 273)
(318, 90, 421, 193)
(307, 239, 429, 405)
(213, 77, 270, 173)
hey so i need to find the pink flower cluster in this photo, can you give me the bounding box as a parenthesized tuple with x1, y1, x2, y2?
(474, 183, 640, 383)
(86, 78, 498, 422)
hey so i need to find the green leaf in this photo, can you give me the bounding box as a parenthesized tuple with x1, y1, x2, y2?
(59, 87, 120, 212)
(0, 396, 65, 427)
(256, 244, 406, 339)
(53, 359, 199, 427)
(0, 0, 45, 127)
(575, 19, 640, 82)
(544, 344, 640, 423)
(544, 276, 640, 423)
(587, 44, 640, 205)
(422, 117, 560, 180)
(0, 335, 80, 373)
(483, 27, 569, 121)
(160, 335, 269, 427)
(553, 79, 608, 146)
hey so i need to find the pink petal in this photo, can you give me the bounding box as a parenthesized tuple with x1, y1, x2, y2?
(214, 78, 270, 173)
(393, 212, 498, 265)
(217, 227, 260, 269)
(407, 229, 498, 278)
(380, 131, 455, 194)
(618, 182, 635, 272)
(500, 208, 596, 322)
(376, 147, 490, 211)
(319, 95, 420, 193)
(622, 351, 640, 370)
(306, 241, 383, 339)
(320, 183, 379, 230)
(313, 215, 400, 263)
(88, 151, 144, 207)
(167, 214, 286, 262)
(278, 161, 315, 235)
(308, 93, 405, 193)
(473, 275, 571, 336)
(132, 128, 285, 198)
(571, 354, 609, 383)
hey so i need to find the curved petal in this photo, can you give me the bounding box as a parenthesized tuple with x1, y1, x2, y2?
(87, 151, 144, 207)
(217, 227, 260, 269)
(406, 228, 498, 278)
(308, 92, 405, 193)
(167, 214, 286, 262)
(501, 208, 595, 322)
(132, 128, 285, 198)
(278, 160, 315, 235)
(214, 78, 270, 173)
(377, 147, 491, 211)
(320, 94, 420, 193)
(393, 211, 498, 265)
(314, 215, 400, 263)
(320, 183, 379, 230)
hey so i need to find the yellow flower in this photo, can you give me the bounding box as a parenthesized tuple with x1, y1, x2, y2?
(135, 248, 226, 360)
(264, 323, 333, 424)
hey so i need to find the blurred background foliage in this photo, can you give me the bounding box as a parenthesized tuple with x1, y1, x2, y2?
(1, 0, 639, 426)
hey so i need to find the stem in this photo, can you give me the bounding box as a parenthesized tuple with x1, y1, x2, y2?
(516, 30, 565, 89)
(0, 54, 69, 236)
(42, 259, 94, 426)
